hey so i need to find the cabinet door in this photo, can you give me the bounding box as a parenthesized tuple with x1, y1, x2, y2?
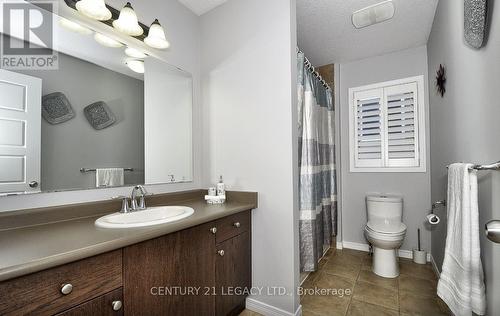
(55, 288, 123, 316)
(216, 231, 251, 316)
(123, 222, 217, 316)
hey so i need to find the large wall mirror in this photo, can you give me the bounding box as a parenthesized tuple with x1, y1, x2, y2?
(0, 5, 193, 194)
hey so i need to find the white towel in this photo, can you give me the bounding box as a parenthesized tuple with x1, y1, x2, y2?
(95, 168, 124, 188)
(437, 163, 486, 316)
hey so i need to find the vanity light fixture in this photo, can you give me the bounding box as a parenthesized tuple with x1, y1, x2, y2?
(75, 0, 112, 21)
(126, 59, 145, 73)
(144, 19, 170, 50)
(125, 47, 147, 58)
(352, 0, 395, 29)
(66, 0, 171, 50)
(94, 32, 123, 48)
(59, 17, 93, 35)
(113, 2, 144, 36)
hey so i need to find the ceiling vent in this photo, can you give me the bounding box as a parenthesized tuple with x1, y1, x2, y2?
(352, 0, 395, 29)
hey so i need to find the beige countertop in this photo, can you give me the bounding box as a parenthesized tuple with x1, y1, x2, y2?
(0, 191, 257, 282)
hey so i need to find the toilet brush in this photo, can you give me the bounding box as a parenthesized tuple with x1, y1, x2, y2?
(417, 228, 421, 251)
(413, 228, 427, 264)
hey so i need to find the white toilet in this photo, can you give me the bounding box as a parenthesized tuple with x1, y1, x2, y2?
(364, 194, 406, 278)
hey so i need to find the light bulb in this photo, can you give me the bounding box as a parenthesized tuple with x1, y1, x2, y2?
(112, 2, 143, 36)
(125, 47, 147, 58)
(144, 19, 170, 49)
(75, 0, 112, 21)
(59, 18, 93, 35)
(94, 33, 123, 48)
(126, 59, 145, 73)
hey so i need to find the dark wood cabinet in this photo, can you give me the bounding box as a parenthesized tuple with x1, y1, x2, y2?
(0, 250, 122, 316)
(0, 210, 252, 316)
(215, 231, 251, 316)
(55, 288, 123, 316)
(123, 210, 252, 316)
(123, 221, 217, 316)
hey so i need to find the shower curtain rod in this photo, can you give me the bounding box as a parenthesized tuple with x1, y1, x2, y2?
(297, 48, 332, 91)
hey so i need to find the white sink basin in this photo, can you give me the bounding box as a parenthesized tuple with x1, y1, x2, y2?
(95, 206, 194, 228)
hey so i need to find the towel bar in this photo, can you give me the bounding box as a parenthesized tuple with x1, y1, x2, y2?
(80, 168, 134, 173)
(446, 161, 500, 171)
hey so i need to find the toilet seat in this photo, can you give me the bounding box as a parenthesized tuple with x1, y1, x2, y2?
(365, 224, 406, 241)
(366, 221, 407, 234)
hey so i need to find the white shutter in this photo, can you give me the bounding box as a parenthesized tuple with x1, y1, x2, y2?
(384, 82, 419, 167)
(349, 75, 426, 172)
(350, 88, 384, 168)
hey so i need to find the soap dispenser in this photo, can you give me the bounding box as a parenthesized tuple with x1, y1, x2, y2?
(217, 175, 225, 196)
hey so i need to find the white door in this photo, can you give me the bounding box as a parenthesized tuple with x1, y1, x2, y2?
(0, 69, 41, 194)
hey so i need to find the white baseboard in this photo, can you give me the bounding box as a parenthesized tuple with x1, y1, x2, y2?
(336, 241, 343, 249)
(342, 241, 369, 252)
(430, 253, 441, 278)
(341, 241, 431, 262)
(246, 298, 302, 316)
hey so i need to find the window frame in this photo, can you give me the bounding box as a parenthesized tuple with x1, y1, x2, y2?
(348, 75, 426, 173)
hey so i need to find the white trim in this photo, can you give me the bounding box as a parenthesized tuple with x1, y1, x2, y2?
(397, 249, 414, 259)
(342, 241, 370, 252)
(334, 64, 343, 258)
(300, 272, 310, 286)
(336, 241, 343, 249)
(341, 241, 431, 262)
(246, 298, 302, 316)
(430, 253, 441, 278)
(348, 75, 426, 173)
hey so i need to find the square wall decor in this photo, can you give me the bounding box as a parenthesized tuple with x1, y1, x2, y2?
(83, 101, 116, 130)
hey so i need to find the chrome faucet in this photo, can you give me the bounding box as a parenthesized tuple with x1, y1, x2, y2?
(130, 185, 148, 211)
(112, 185, 150, 213)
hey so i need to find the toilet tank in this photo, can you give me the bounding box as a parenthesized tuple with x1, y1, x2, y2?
(366, 195, 403, 228)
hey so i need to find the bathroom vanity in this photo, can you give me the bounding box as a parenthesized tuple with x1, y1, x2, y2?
(0, 3, 255, 315)
(0, 190, 256, 316)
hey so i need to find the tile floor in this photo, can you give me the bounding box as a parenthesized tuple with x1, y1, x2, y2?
(240, 248, 451, 316)
(300, 248, 452, 316)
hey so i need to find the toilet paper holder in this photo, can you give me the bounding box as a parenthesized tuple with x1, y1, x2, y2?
(432, 200, 446, 210)
(427, 200, 446, 225)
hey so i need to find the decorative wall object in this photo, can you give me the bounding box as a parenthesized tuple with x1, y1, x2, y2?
(84, 101, 116, 130)
(41, 92, 75, 124)
(464, 0, 488, 48)
(436, 64, 446, 97)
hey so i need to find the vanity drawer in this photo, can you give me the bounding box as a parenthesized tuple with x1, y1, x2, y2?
(216, 210, 250, 244)
(0, 250, 122, 316)
(55, 288, 123, 316)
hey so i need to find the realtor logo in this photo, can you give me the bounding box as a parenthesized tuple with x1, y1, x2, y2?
(1, 1, 58, 69)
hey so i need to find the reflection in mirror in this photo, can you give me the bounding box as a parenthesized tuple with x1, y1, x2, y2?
(0, 12, 193, 194)
(145, 59, 193, 184)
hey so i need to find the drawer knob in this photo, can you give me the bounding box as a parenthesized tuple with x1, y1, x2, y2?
(112, 300, 123, 311)
(218, 250, 225, 257)
(60, 283, 73, 295)
(233, 222, 241, 228)
(210, 227, 217, 234)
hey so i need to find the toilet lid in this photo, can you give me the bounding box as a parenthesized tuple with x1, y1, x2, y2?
(366, 221, 407, 234)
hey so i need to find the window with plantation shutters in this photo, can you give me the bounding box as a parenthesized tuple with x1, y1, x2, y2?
(349, 76, 426, 172)
(354, 88, 384, 168)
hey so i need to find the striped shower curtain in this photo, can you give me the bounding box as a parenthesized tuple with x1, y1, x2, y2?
(298, 52, 337, 272)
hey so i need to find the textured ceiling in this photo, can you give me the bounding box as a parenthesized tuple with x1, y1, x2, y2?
(297, 0, 438, 66)
(177, 0, 228, 15)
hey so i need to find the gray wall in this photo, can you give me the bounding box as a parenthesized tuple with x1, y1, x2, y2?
(20, 52, 144, 191)
(339, 46, 432, 252)
(427, 0, 500, 313)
